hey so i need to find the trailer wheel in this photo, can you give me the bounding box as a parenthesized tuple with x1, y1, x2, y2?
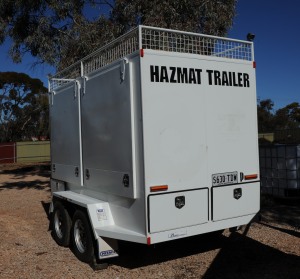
(52, 201, 71, 247)
(71, 210, 95, 263)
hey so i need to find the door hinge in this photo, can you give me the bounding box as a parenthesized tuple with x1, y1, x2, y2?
(75, 167, 79, 177)
(81, 76, 87, 95)
(85, 169, 90, 180)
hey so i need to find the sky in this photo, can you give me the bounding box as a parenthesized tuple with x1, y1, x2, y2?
(0, 0, 299, 111)
(228, 0, 300, 110)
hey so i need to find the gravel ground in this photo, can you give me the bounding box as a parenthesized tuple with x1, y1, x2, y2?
(0, 163, 299, 279)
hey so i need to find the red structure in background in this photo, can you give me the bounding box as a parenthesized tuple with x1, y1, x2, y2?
(0, 142, 16, 163)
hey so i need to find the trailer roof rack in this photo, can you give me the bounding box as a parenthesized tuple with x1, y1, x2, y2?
(49, 25, 254, 91)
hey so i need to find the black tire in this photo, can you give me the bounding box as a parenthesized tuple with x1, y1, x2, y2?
(51, 201, 71, 247)
(71, 210, 95, 263)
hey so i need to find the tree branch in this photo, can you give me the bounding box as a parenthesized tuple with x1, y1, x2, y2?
(93, 1, 114, 9)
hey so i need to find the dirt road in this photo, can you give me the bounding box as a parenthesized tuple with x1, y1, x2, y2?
(0, 164, 299, 279)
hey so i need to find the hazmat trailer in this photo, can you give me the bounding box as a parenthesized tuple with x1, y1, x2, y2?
(48, 26, 260, 265)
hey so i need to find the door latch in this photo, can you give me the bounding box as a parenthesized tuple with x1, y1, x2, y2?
(175, 196, 185, 209)
(233, 188, 242, 200)
(123, 174, 129, 187)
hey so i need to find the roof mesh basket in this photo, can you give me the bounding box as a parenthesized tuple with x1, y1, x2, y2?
(50, 26, 253, 91)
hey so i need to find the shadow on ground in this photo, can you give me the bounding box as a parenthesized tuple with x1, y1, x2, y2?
(261, 222, 300, 238)
(201, 229, 300, 279)
(0, 179, 50, 191)
(41, 201, 52, 232)
(0, 163, 50, 191)
(109, 226, 300, 279)
(110, 232, 224, 269)
(260, 196, 300, 229)
(0, 163, 50, 179)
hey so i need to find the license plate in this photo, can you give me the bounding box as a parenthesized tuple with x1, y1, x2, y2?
(212, 172, 238, 186)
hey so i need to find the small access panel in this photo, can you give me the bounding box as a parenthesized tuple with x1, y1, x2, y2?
(148, 189, 208, 233)
(212, 182, 260, 221)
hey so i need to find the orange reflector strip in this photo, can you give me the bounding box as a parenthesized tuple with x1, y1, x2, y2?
(147, 237, 151, 245)
(140, 48, 144, 57)
(150, 185, 168, 192)
(244, 174, 258, 180)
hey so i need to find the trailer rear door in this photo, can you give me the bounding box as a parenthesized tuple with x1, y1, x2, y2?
(141, 50, 259, 230)
(141, 51, 209, 194)
(203, 60, 260, 221)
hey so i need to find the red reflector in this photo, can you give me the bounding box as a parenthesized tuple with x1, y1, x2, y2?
(140, 49, 144, 57)
(150, 185, 168, 192)
(253, 61, 256, 68)
(147, 237, 151, 245)
(244, 174, 258, 180)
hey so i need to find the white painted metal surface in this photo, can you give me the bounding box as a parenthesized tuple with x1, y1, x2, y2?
(81, 61, 135, 198)
(49, 26, 259, 253)
(50, 83, 81, 185)
(149, 189, 208, 233)
(212, 183, 260, 221)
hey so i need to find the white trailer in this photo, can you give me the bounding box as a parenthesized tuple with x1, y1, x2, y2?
(49, 25, 260, 265)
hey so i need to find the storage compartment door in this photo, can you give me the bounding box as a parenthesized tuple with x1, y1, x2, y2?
(50, 83, 81, 185)
(212, 182, 260, 221)
(149, 189, 208, 233)
(81, 62, 135, 198)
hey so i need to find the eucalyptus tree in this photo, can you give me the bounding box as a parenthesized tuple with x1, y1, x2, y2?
(0, 0, 237, 70)
(0, 72, 48, 142)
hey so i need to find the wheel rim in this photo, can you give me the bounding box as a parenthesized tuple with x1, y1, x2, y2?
(74, 219, 87, 254)
(54, 210, 63, 239)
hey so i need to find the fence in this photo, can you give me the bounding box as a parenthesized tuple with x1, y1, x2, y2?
(0, 141, 50, 164)
(258, 133, 274, 143)
(274, 129, 300, 144)
(0, 142, 16, 163)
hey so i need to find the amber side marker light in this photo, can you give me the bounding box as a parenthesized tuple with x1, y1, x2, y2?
(150, 185, 168, 192)
(244, 174, 258, 180)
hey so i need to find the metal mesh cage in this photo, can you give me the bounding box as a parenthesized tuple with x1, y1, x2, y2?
(141, 27, 252, 61)
(49, 26, 253, 92)
(49, 28, 139, 92)
(49, 61, 81, 91)
(83, 28, 139, 76)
